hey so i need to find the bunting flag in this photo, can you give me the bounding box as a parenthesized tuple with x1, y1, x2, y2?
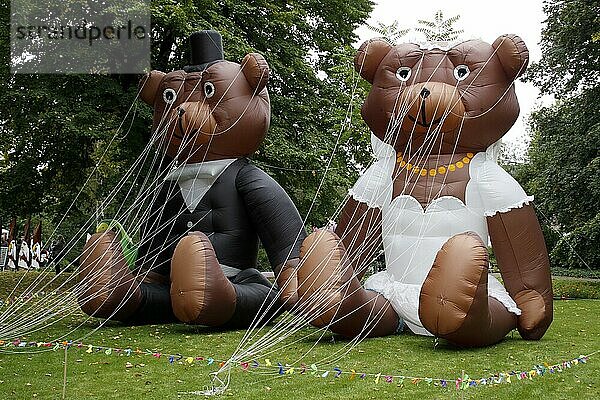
(0, 338, 596, 391)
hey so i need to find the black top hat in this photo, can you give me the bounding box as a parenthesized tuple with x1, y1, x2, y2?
(184, 30, 224, 72)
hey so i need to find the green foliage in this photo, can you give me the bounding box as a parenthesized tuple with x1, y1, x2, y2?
(519, 90, 600, 227)
(550, 213, 600, 273)
(415, 10, 464, 43)
(0, 0, 375, 250)
(526, 0, 600, 97)
(552, 277, 600, 299)
(516, 85, 600, 273)
(515, 0, 600, 272)
(551, 267, 600, 280)
(515, 90, 600, 271)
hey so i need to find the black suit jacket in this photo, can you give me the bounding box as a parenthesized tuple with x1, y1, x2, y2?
(136, 159, 306, 276)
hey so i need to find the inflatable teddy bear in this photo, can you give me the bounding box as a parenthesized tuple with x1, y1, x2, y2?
(295, 35, 553, 347)
(78, 30, 306, 328)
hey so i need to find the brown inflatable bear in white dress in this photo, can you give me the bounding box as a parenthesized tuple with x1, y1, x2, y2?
(292, 35, 553, 347)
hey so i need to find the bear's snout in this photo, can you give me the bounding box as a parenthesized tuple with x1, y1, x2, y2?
(399, 82, 465, 135)
(173, 101, 217, 141)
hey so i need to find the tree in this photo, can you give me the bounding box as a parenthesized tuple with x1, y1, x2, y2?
(415, 10, 463, 43)
(0, 0, 375, 254)
(526, 0, 600, 98)
(517, 0, 600, 273)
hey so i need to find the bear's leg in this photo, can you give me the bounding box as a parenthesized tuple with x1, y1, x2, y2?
(296, 229, 399, 338)
(129, 281, 178, 324)
(224, 268, 283, 329)
(78, 231, 143, 321)
(170, 232, 236, 326)
(419, 232, 517, 347)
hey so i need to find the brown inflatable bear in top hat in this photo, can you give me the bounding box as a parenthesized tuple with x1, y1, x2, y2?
(294, 35, 553, 347)
(77, 30, 306, 328)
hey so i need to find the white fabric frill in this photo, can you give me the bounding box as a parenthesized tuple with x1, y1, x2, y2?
(347, 134, 395, 209)
(466, 144, 534, 217)
(365, 270, 521, 336)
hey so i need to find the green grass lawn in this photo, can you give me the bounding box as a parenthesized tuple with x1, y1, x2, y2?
(0, 274, 598, 399)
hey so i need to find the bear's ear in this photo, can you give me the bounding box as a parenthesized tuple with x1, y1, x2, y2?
(492, 34, 529, 80)
(138, 70, 166, 106)
(354, 38, 393, 84)
(242, 53, 270, 93)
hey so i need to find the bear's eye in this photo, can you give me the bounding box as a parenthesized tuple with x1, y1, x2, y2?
(454, 65, 470, 81)
(204, 82, 215, 99)
(396, 67, 412, 82)
(162, 88, 177, 104)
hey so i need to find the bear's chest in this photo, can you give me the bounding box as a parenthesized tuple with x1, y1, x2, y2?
(392, 153, 473, 207)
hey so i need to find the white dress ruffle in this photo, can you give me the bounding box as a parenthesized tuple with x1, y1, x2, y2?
(348, 135, 395, 209)
(365, 271, 521, 337)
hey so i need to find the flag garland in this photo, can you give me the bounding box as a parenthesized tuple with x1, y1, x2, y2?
(0, 338, 595, 391)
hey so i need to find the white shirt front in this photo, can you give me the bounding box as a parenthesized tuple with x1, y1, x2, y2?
(164, 158, 237, 212)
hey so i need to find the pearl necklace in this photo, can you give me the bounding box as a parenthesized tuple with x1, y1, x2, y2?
(396, 152, 475, 177)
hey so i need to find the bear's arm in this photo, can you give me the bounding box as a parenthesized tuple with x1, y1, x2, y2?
(487, 204, 553, 340)
(235, 163, 307, 269)
(335, 197, 382, 280)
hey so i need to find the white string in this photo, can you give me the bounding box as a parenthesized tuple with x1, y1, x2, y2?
(0, 58, 263, 340)
(1, 37, 553, 394)
(226, 44, 448, 360)
(222, 37, 524, 374)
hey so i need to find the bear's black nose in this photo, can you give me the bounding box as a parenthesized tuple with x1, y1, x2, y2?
(420, 88, 431, 99)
